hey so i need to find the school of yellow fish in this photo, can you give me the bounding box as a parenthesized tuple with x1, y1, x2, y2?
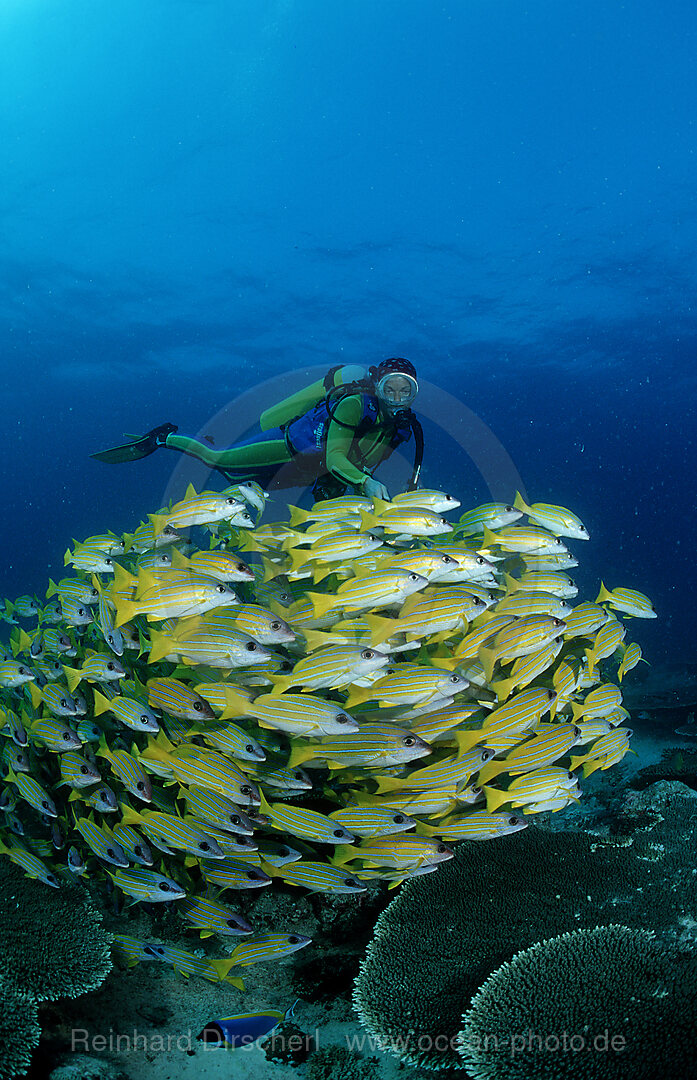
(0, 484, 656, 988)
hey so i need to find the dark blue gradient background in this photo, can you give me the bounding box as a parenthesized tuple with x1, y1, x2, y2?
(1, 0, 694, 665)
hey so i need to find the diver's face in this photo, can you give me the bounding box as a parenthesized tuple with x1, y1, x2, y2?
(377, 374, 418, 413)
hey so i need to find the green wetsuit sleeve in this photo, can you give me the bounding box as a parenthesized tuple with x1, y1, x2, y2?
(325, 395, 380, 487)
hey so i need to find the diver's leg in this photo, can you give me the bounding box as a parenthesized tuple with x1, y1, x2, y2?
(164, 433, 292, 469)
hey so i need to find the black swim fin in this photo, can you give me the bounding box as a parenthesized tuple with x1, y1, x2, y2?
(91, 423, 178, 464)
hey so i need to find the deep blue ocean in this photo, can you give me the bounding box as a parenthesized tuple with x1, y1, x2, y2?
(1, 0, 694, 668)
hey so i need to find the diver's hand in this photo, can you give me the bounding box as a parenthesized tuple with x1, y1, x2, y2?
(363, 476, 390, 501)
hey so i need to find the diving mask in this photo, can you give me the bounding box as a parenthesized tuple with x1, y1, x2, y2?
(375, 372, 419, 411)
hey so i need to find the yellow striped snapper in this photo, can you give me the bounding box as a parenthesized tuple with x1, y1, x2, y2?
(376, 747, 495, 794)
(181, 789, 255, 834)
(596, 583, 656, 618)
(120, 805, 225, 859)
(132, 942, 241, 986)
(361, 503, 453, 537)
(483, 766, 579, 812)
(64, 540, 117, 573)
(288, 724, 431, 771)
(148, 624, 271, 668)
(332, 835, 453, 870)
(268, 645, 389, 694)
(457, 503, 522, 534)
(574, 718, 613, 743)
(95, 739, 152, 802)
(0, 839, 59, 887)
(227, 693, 359, 736)
(63, 652, 126, 693)
(479, 615, 566, 682)
(80, 533, 126, 556)
(387, 488, 460, 513)
(69, 783, 119, 813)
(366, 588, 490, 646)
(570, 683, 623, 721)
(284, 531, 384, 575)
(170, 547, 255, 582)
(40, 629, 75, 655)
(453, 614, 518, 661)
(141, 737, 260, 808)
(504, 571, 578, 599)
(5, 769, 57, 816)
(350, 787, 460, 816)
(418, 809, 527, 840)
(1, 707, 27, 747)
(308, 569, 428, 621)
(226, 933, 312, 967)
(487, 639, 564, 702)
(124, 521, 182, 552)
(59, 751, 101, 788)
(184, 605, 296, 645)
(357, 548, 463, 584)
(265, 859, 366, 893)
(2, 745, 30, 773)
(29, 682, 79, 718)
(429, 545, 498, 583)
(289, 497, 374, 525)
(346, 665, 468, 709)
(617, 643, 647, 682)
(94, 591, 124, 656)
(223, 481, 268, 515)
(183, 820, 258, 857)
(93, 689, 160, 733)
(196, 722, 266, 764)
(570, 727, 634, 775)
(46, 578, 99, 606)
(146, 678, 216, 720)
(10, 596, 41, 619)
(494, 591, 572, 619)
(108, 867, 186, 901)
(0, 661, 34, 688)
(111, 824, 154, 866)
(133, 550, 173, 571)
(562, 602, 610, 640)
(40, 598, 64, 624)
(259, 795, 355, 845)
(149, 486, 246, 536)
(513, 493, 590, 540)
(113, 570, 239, 625)
(247, 765, 311, 794)
(549, 658, 583, 718)
(407, 704, 483, 744)
(74, 816, 129, 866)
(482, 524, 569, 556)
(192, 683, 254, 719)
(521, 790, 581, 814)
(200, 860, 272, 891)
(478, 724, 582, 782)
(327, 805, 417, 837)
(585, 617, 629, 673)
(518, 551, 579, 572)
(178, 895, 252, 936)
(456, 689, 555, 752)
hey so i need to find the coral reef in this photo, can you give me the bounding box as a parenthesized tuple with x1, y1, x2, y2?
(0, 979, 41, 1080)
(457, 925, 697, 1079)
(353, 784, 697, 1071)
(0, 862, 112, 1004)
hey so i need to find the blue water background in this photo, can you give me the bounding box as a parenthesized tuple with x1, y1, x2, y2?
(1, 0, 695, 667)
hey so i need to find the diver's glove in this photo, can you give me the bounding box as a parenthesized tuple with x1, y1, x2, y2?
(363, 476, 390, 501)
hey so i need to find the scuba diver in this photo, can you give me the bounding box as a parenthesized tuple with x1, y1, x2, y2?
(92, 357, 424, 502)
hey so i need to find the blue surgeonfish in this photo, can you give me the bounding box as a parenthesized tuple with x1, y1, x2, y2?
(197, 1001, 299, 1048)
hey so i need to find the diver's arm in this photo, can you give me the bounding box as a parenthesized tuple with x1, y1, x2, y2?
(325, 395, 374, 488)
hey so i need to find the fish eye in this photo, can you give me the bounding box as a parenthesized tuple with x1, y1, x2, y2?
(200, 842, 211, 852)
(336, 714, 350, 724)
(141, 715, 150, 723)
(245, 744, 255, 753)
(505, 505, 514, 512)
(408, 573, 419, 581)
(288, 935, 300, 944)
(403, 736, 416, 747)
(194, 701, 203, 711)
(226, 498, 236, 506)
(236, 563, 246, 572)
(106, 848, 115, 858)
(569, 579, 575, 587)
(107, 635, 115, 646)
(216, 585, 226, 593)
(474, 598, 484, 606)
(107, 663, 115, 671)
(437, 844, 448, 853)
(345, 878, 359, 887)
(332, 828, 345, 837)
(159, 883, 170, 891)
(393, 814, 405, 823)
(60, 699, 68, 708)
(226, 918, 239, 927)
(510, 816, 522, 825)
(449, 675, 460, 684)
(135, 845, 144, 856)
(240, 785, 253, 796)
(270, 621, 282, 631)
(553, 618, 564, 626)
(361, 649, 375, 660)
(19, 667, 28, 676)
(41, 800, 50, 809)
(278, 846, 289, 855)
(245, 642, 258, 651)
(137, 781, 146, 791)
(248, 870, 263, 880)
(80, 765, 89, 774)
